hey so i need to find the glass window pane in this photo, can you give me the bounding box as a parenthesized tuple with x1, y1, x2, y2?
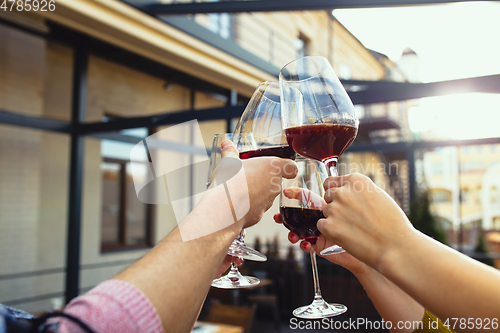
(101, 162, 121, 245)
(126, 163, 147, 245)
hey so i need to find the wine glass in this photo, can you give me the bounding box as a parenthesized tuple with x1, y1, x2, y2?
(233, 81, 295, 160)
(209, 133, 265, 289)
(279, 55, 358, 255)
(280, 156, 347, 318)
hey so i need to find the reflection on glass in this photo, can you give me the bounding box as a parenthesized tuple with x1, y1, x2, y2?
(126, 164, 147, 245)
(101, 162, 121, 245)
(101, 159, 151, 250)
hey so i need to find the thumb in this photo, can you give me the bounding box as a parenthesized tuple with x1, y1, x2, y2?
(273, 158, 298, 179)
(317, 218, 337, 243)
(220, 140, 239, 159)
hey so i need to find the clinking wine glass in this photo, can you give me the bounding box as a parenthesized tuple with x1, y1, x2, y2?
(279, 55, 359, 255)
(280, 156, 347, 318)
(209, 133, 265, 289)
(233, 80, 295, 159)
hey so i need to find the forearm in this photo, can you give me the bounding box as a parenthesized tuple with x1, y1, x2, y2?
(354, 266, 424, 332)
(115, 188, 241, 333)
(378, 230, 500, 330)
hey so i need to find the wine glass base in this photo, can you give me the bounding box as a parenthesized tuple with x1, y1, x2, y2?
(293, 299, 347, 319)
(320, 245, 345, 256)
(211, 274, 260, 289)
(228, 240, 267, 262)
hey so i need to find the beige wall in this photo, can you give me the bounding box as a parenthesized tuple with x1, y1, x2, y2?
(195, 10, 387, 82)
(0, 24, 46, 312)
(0, 23, 228, 313)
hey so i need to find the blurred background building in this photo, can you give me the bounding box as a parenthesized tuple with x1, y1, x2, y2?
(1, 0, 499, 331)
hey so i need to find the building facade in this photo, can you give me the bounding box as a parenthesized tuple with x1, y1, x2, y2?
(423, 144, 500, 253)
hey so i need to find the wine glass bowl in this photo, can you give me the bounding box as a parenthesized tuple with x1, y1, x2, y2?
(279, 55, 358, 170)
(280, 159, 326, 246)
(280, 156, 347, 318)
(234, 81, 295, 160)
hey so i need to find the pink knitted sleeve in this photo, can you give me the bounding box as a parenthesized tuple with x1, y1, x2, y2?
(55, 279, 163, 333)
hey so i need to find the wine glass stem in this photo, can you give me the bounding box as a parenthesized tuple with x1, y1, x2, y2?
(324, 158, 339, 177)
(310, 250, 323, 301)
(230, 262, 239, 274)
(237, 229, 245, 242)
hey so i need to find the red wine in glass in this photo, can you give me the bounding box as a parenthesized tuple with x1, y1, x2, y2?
(239, 145, 296, 160)
(280, 206, 324, 245)
(284, 123, 357, 168)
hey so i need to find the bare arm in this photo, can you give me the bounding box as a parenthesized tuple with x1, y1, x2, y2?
(115, 205, 239, 333)
(115, 141, 298, 333)
(378, 231, 500, 329)
(320, 173, 500, 331)
(351, 262, 424, 332)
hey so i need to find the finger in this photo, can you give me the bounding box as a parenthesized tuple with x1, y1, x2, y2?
(314, 235, 337, 259)
(300, 240, 312, 252)
(324, 187, 340, 204)
(226, 255, 243, 266)
(277, 159, 298, 179)
(288, 232, 300, 244)
(283, 187, 308, 200)
(220, 140, 239, 159)
(285, 188, 312, 207)
(283, 188, 326, 209)
(323, 175, 351, 190)
(314, 235, 327, 253)
(273, 213, 282, 224)
(317, 218, 337, 243)
(322, 202, 333, 218)
(216, 256, 233, 278)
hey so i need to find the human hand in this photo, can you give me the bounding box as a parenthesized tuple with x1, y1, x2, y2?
(214, 255, 243, 279)
(282, 187, 325, 209)
(272, 187, 369, 273)
(273, 212, 368, 276)
(220, 140, 298, 229)
(318, 173, 416, 271)
(272, 186, 324, 250)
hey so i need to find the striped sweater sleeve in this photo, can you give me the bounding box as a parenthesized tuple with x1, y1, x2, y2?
(55, 279, 163, 333)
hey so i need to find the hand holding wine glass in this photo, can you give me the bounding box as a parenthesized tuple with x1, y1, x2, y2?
(276, 225, 367, 274)
(209, 135, 298, 288)
(216, 137, 299, 228)
(274, 212, 366, 276)
(208, 134, 263, 289)
(320, 173, 415, 271)
(212, 80, 295, 289)
(274, 177, 358, 277)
